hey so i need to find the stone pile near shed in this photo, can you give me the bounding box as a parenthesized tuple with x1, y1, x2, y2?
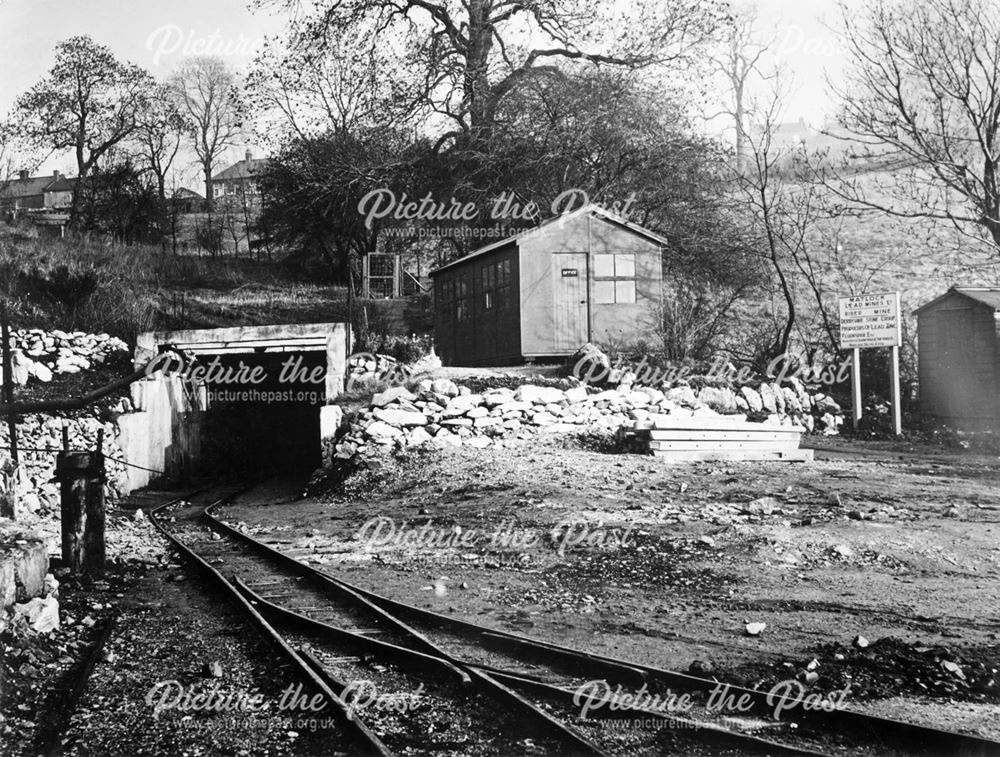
(2, 329, 129, 386)
(330, 376, 843, 460)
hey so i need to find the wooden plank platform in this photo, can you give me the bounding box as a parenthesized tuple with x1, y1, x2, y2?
(632, 413, 812, 463)
(640, 429, 802, 442)
(649, 448, 814, 462)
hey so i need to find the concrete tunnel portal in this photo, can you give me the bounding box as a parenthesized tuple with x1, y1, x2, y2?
(129, 323, 349, 481)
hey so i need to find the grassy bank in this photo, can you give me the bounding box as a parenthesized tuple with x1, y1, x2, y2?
(0, 226, 432, 344)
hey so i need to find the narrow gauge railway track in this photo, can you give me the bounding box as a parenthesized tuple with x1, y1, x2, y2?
(201, 493, 1000, 757)
(152, 486, 823, 756)
(152, 488, 639, 756)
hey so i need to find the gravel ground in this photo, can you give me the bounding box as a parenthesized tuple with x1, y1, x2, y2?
(58, 565, 343, 757)
(221, 436, 1000, 745)
(2, 491, 347, 757)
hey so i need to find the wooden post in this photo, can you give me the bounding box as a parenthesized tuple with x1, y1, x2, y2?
(851, 347, 862, 427)
(1, 301, 17, 465)
(56, 437, 106, 575)
(889, 345, 902, 435)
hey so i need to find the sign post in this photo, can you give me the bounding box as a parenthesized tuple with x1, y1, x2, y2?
(850, 347, 862, 426)
(838, 292, 902, 434)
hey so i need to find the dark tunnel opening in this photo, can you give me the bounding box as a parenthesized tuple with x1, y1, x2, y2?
(197, 351, 327, 477)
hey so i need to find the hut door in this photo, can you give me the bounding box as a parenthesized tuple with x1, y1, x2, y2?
(939, 307, 985, 421)
(553, 253, 588, 350)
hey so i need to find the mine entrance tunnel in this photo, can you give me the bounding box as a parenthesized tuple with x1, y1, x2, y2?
(133, 323, 348, 480)
(200, 351, 327, 474)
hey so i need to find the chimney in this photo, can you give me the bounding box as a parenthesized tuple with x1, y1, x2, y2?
(18, 169, 28, 181)
(53, 170, 61, 180)
(245, 150, 253, 162)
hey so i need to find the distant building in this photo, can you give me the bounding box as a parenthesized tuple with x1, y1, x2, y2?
(172, 187, 205, 214)
(429, 204, 665, 366)
(211, 150, 268, 200)
(0, 170, 76, 213)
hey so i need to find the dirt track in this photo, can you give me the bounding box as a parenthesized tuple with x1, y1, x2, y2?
(220, 438, 1000, 740)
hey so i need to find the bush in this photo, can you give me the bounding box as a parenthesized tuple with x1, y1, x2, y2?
(354, 332, 434, 364)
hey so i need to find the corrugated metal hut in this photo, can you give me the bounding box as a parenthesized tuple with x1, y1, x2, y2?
(914, 286, 1000, 428)
(429, 204, 665, 366)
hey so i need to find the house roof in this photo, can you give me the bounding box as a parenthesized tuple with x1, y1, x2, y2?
(212, 158, 268, 182)
(913, 286, 1000, 315)
(1, 175, 58, 199)
(429, 204, 670, 276)
(45, 176, 75, 192)
(173, 187, 204, 199)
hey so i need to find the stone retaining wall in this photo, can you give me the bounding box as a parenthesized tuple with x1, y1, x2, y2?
(329, 376, 844, 461)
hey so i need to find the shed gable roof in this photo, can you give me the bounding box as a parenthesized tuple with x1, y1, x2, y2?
(914, 286, 1000, 315)
(429, 204, 668, 276)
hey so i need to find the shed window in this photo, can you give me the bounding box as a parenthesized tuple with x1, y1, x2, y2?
(437, 279, 455, 323)
(456, 275, 471, 321)
(593, 253, 636, 304)
(481, 259, 512, 311)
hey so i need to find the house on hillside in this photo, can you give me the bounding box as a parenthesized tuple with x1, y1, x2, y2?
(429, 204, 665, 366)
(211, 151, 268, 201)
(0, 170, 76, 214)
(914, 287, 1000, 429)
(172, 187, 205, 214)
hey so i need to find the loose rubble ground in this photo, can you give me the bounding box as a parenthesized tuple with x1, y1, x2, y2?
(226, 439, 1000, 741)
(1, 499, 335, 756)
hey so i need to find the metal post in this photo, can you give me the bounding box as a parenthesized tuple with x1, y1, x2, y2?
(851, 347, 862, 427)
(1, 301, 17, 465)
(56, 433, 106, 575)
(889, 345, 902, 435)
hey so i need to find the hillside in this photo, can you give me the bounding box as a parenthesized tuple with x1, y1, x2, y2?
(0, 224, 432, 345)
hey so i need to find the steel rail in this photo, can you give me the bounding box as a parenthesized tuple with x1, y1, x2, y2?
(240, 577, 833, 757)
(204, 503, 1000, 757)
(149, 488, 393, 757)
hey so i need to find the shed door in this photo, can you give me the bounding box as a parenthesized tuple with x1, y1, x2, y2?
(938, 308, 991, 421)
(552, 253, 588, 351)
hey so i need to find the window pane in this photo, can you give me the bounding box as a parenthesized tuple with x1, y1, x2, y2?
(593, 254, 615, 278)
(484, 291, 493, 310)
(616, 254, 636, 278)
(616, 280, 636, 304)
(594, 280, 615, 303)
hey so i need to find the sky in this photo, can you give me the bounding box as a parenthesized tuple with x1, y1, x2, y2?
(0, 0, 857, 179)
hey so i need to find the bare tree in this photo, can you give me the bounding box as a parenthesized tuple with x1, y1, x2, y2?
(705, 6, 775, 173)
(736, 69, 863, 364)
(264, 0, 726, 146)
(169, 56, 242, 207)
(134, 86, 187, 205)
(247, 27, 409, 141)
(10, 35, 154, 222)
(832, 0, 1000, 252)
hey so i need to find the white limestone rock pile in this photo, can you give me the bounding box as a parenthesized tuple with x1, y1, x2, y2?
(2, 329, 129, 386)
(333, 382, 704, 459)
(0, 414, 129, 516)
(331, 376, 844, 461)
(690, 378, 843, 435)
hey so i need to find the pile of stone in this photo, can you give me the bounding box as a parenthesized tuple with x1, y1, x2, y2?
(688, 379, 843, 435)
(2, 329, 129, 386)
(0, 414, 129, 518)
(329, 376, 842, 460)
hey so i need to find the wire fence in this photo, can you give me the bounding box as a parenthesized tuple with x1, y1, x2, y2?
(1, 442, 165, 475)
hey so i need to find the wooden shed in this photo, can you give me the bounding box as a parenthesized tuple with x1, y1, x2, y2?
(430, 205, 665, 366)
(914, 287, 1000, 428)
